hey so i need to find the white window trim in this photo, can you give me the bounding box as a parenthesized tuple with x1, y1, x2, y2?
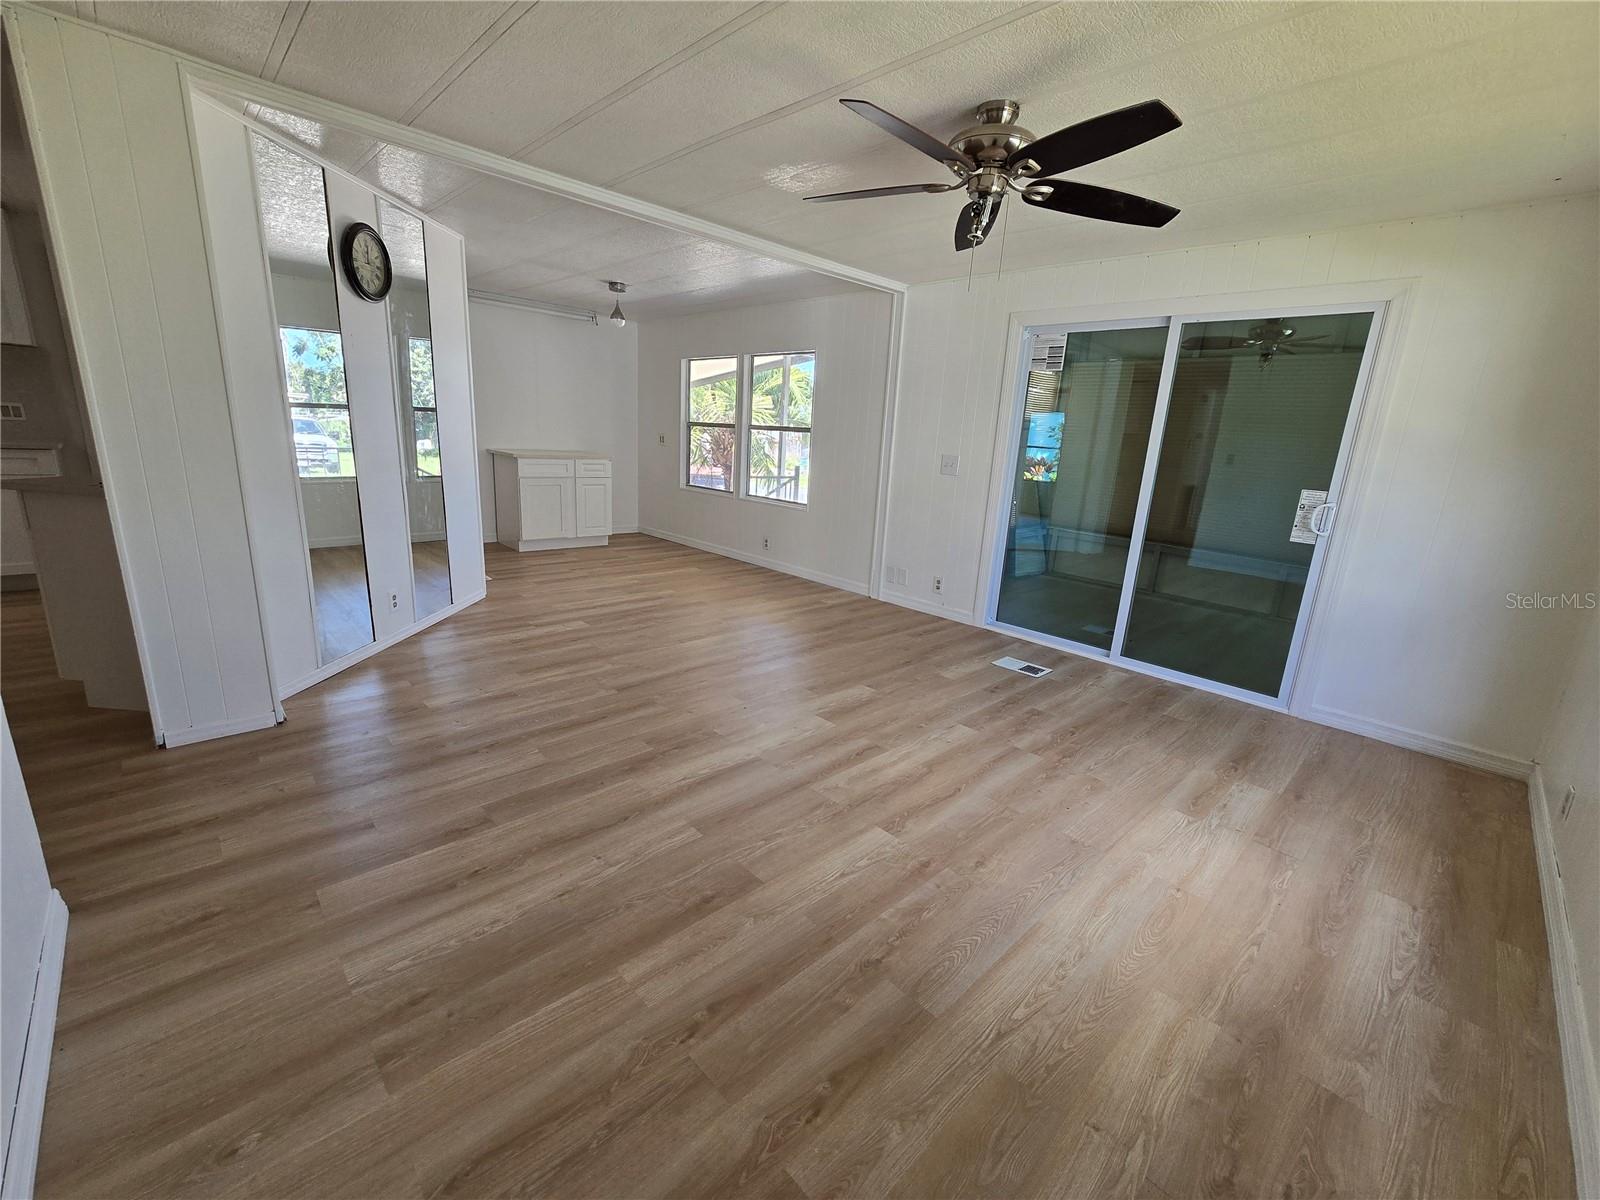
(680, 351, 815, 507)
(745, 350, 814, 508)
(681, 354, 740, 498)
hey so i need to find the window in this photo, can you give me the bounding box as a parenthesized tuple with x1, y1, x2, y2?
(408, 336, 439, 478)
(682, 352, 816, 505)
(685, 356, 737, 491)
(279, 326, 353, 478)
(748, 352, 812, 505)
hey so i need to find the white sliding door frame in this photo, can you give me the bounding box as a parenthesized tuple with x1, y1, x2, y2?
(983, 296, 1391, 714)
(982, 314, 1173, 657)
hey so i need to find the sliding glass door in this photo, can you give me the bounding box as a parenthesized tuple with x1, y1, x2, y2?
(990, 306, 1381, 706)
(994, 322, 1168, 650)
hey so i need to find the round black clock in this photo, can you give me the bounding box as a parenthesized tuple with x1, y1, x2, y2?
(338, 222, 392, 302)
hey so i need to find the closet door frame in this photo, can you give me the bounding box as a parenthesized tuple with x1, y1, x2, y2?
(193, 102, 483, 700)
(983, 298, 1390, 714)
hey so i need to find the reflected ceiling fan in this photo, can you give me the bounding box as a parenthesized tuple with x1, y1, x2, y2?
(805, 97, 1182, 251)
(1182, 319, 1335, 365)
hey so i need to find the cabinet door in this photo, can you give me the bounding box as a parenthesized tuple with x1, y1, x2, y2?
(520, 477, 574, 540)
(576, 478, 612, 536)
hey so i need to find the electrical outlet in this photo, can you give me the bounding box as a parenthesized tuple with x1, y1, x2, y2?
(1561, 785, 1577, 821)
(933, 576, 942, 593)
(940, 454, 960, 477)
(762, 536, 770, 550)
(389, 592, 399, 610)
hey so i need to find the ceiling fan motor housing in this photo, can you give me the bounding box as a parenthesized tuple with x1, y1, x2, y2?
(949, 99, 1035, 169)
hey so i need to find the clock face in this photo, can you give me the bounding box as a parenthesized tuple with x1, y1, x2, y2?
(339, 223, 392, 301)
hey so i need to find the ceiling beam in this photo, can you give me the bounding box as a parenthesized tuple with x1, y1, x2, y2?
(4, 1, 907, 296)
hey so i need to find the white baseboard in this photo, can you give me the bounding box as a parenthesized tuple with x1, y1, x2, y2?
(160, 709, 279, 748)
(2, 891, 67, 1200)
(1301, 704, 1533, 779)
(876, 587, 978, 623)
(280, 588, 487, 700)
(637, 527, 868, 596)
(1529, 766, 1600, 1199)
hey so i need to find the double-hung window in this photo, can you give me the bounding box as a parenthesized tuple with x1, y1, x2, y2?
(748, 352, 812, 505)
(682, 351, 814, 506)
(280, 326, 353, 478)
(407, 336, 440, 478)
(685, 356, 738, 492)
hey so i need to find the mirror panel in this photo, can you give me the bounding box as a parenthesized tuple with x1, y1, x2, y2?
(251, 132, 376, 664)
(377, 199, 450, 619)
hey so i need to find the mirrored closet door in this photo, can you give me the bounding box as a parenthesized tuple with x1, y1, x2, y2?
(250, 132, 376, 664)
(990, 306, 1383, 706)
(377, 199, 451, 620)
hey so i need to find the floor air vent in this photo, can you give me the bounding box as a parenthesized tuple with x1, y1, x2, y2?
(993, 656, 1051, 677)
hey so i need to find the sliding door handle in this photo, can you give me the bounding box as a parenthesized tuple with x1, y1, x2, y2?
(1310, 502, 1337, 537)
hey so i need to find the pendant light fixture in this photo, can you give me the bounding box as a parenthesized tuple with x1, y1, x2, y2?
(607, 281, 628, 327)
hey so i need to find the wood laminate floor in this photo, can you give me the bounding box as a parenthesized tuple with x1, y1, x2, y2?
(311, 542, 452, 663)
(2, 536, 1575, 1199)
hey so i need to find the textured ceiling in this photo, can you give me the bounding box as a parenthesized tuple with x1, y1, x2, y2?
(47, 0, 1600, 308)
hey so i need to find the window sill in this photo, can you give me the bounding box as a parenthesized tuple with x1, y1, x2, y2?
(743, 493, 808, 510)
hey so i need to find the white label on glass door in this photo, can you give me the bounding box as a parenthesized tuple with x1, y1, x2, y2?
(1290, 489, 1328, 544)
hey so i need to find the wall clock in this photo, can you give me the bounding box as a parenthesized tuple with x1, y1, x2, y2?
(339, 222, 392, 302)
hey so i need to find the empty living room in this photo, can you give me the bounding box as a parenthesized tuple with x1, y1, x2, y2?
(0, 1, 1596, 1197)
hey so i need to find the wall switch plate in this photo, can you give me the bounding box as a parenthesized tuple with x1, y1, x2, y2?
(939, 454, 960, 477)
(658, 434, 666, 445)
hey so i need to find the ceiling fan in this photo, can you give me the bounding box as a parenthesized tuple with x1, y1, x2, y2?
(1182, 319, 1335, 365)
(805, 97, 1182, 251)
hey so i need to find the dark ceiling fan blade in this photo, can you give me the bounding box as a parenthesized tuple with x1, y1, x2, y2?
(840, 98, 973, 169)
(804, 182, 954, 202)
(1009, 99, 1181, 177)
(1182, 335, 1254, 351)
(1021, 179, 1179, 227)
(953, 197, 1002, 251)
(1282, 333, 1329, 344)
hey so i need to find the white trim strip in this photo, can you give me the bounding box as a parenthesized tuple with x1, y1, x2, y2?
(0, 891, 68, 1200)
(1528, 765, 1600, 1200)
(637, 527, 867, 596)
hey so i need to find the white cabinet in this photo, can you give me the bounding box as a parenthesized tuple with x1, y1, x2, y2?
(576, 477, 612, 537)
(491, 450, 611, 551)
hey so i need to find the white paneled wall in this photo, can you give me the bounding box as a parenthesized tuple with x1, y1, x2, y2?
(9, 9, 275, 744)
(880, 195, 1600, 770)
(637, 291, 894, 592)
(468, 300, 639, 535)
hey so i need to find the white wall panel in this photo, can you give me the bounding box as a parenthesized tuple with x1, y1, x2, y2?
(189, 97, 320, 693)
(468, 300, 639, 535)
(636, 290, 893, 592)
(1, 700, 51, 1184)
(879, 195, 1600, 769)
(8, 9, 274, 742)
(422, 222, 486, 601)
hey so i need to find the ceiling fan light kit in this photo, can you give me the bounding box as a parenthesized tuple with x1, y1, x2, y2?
(806, 97, 1183, 252)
